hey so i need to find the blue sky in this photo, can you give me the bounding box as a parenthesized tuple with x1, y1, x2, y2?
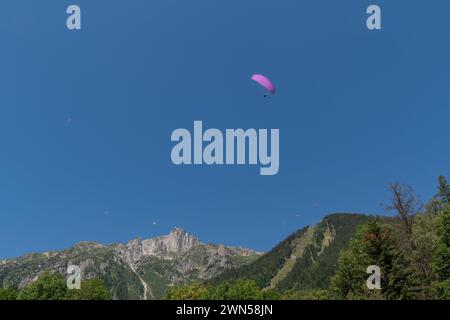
(0, 0, 449, 258)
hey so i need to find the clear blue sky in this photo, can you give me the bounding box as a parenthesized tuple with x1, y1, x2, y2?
(0, 1, 449, 259)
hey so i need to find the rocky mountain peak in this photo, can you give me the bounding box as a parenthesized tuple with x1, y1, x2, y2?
(166, 227, 200, 251)
(144, 227, 200, 256)
(122, 228, 201, 265)
(170, 227, 187, 236)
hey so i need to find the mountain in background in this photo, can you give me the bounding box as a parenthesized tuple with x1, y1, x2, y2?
(0, 228, 260, 299)
(210, 213, 374, 292)
(0, 213, 377, 299)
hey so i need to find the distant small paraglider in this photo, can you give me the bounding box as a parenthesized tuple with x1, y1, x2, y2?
(251, 74, 276, 97)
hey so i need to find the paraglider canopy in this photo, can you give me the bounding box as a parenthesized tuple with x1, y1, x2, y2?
(251, 74, 276, 96)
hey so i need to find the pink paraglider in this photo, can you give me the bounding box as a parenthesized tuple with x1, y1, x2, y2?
(251, 74, 276, 96)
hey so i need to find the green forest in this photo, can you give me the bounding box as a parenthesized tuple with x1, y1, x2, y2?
(166, 176, 450, 300)
(1, 176, 449, 300)
(0, 272, 111, 300)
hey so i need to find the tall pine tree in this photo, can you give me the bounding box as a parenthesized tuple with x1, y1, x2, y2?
(438, 176, 450, 205)
(331, 220, 414, 299)
(432, 206, 450, 299)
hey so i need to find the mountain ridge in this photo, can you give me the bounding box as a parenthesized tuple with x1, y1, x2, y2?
(210, 213, 375, 292)
(0, 227, 261, 299)
(0, 213, 378, 299)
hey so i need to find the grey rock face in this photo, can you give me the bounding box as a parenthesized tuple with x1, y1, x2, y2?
(142, 228, 201, 257)
(121, 238, 144, 265)
(121, 228, 201, 265)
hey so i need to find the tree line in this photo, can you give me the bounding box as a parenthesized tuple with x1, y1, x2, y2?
(0, 272, 111, 300)
(1, 176, 449, 300)
(166, 176, 450, 300)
